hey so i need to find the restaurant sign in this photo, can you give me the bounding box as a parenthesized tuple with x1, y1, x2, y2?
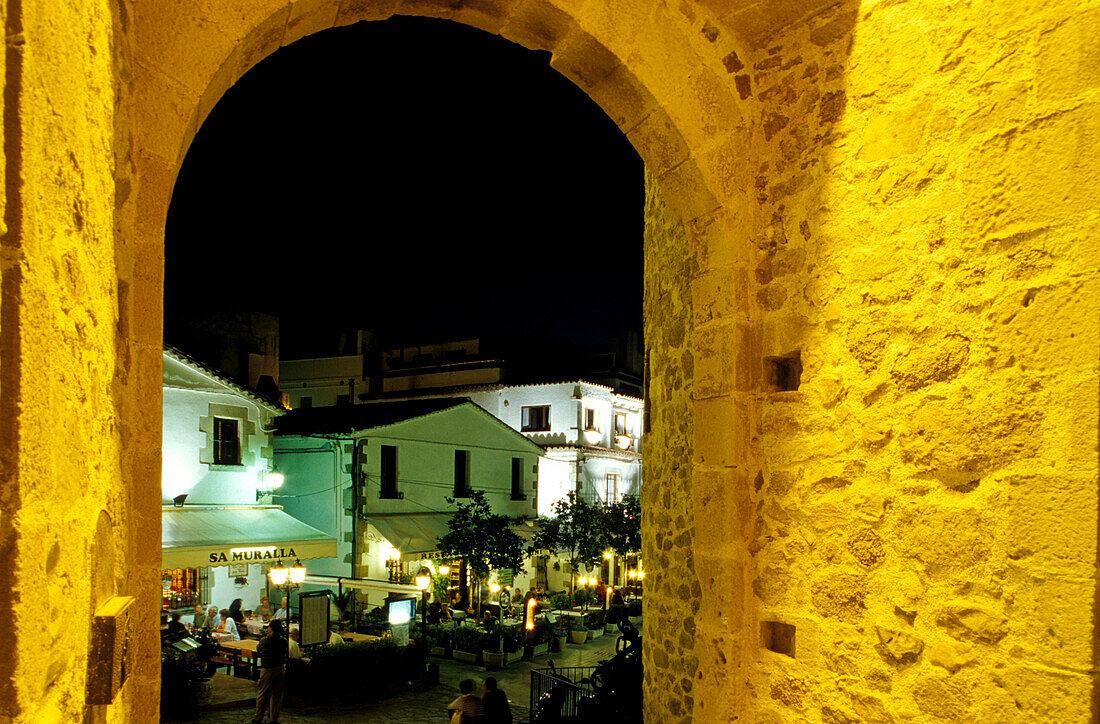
(209, 546, 297, 564)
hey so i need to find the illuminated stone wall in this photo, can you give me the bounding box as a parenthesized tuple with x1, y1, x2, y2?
(0, 0, 161, 721)
(1, 0, 1096, 721)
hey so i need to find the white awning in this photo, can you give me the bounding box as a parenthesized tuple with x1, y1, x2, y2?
(302, 574, 421, 597)
(162, 505, 338, 569)
(366, 513, 452, 561)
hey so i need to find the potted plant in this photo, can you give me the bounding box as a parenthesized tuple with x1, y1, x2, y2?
(627, 599, 643, 627)
(550, 592, 571, 612)
(568, 621, 588, 645)
(585, 610, 605, 640)
(525, 617, 552, 658)
(452, 625, 482, 665)
(427, 624, 452, 658)
(573, 588, 596, 610)
(482, 624, 518, 670)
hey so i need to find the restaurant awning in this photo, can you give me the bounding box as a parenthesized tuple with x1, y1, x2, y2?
(162, 505, 338, 569)
(302, 574, 421, 597)
(365, 512, 452, 561)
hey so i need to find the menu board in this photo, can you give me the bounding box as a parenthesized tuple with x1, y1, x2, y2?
(299, 591, 330, 647)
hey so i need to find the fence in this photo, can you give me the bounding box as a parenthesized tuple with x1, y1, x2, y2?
(529, 665, 596, 723)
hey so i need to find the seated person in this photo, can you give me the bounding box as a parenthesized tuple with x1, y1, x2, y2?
(611, 588, 625, 606)
(272, 596, 289, 620)
(440, 601, 453, 621)
(448, 678, 484, 724)
(426, 601, 442, 625)
(481, 609, 495, 627)
(255, 595, 273, 620)
(287, 627, 303, 659)
(214, 608, 240, 641)
(327, 623, 343, 645)
(166, 611, 187, 637)
(204, 605, 220, 632)
(190, 603, 207, 631)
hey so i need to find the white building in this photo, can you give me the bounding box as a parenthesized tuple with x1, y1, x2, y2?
(273, 399, 545, 608)
(160, 347, 336, 615)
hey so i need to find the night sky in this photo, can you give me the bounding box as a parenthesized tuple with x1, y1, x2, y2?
(165, 16, 643, 356)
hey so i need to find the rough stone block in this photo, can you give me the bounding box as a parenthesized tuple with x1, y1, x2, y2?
(627, 108, 691, 175)
(694, 320, 762, 397)
(501, 0, 572, 52)
(550, 27, 621, 91)
(132, 62, 201, 167)
(451, 0, 525, 35)
(656, 160, 721, 224)
(334, 0, 398, 26)
(283, 0, 341, 46)
(692, 466, 752, 550)
(693, 395, 753, 467)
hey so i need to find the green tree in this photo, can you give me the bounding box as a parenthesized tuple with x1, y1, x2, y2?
(604, 494, 641, 556)
(436, 490, 527, 581)
(530, 491, 604, 595)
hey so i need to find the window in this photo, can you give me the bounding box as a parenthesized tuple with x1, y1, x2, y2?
(521, 405, 550, 432)
(511, 457, 525, 500)
(335, 394, 351, 406)
(299, 396, 312, 409)
(615, 412, 628, 436)
(454, 450, 471, 497)
(212, 418, 240, 465)
(380, 445, 399, 498)
(606, 473, 619, 503)
(585, 408, 600, 432)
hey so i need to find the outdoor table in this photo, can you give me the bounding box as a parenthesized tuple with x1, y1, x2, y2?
(336, 631, 379, 643)
(216, 638, 259, 678)
(242, 617, 268, 637)
(210, 630, 236, 643)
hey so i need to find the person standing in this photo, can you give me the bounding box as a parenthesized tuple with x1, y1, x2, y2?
(482, 676, 512, 723)
(447, 678, 483, 724)
(251, 619, 289, 724)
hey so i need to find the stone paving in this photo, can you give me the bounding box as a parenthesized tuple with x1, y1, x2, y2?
(190, 631, 623, 723)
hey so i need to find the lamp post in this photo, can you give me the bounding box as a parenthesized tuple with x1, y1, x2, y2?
(268, 559, 306, 623)
(416, 566, 431, 667)
(489, 582, 506, 653)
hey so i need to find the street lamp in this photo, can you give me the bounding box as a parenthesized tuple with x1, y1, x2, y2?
(489, 582, 507, 653)
(268, 559, 306, 622)
(416, 566, 431, 665)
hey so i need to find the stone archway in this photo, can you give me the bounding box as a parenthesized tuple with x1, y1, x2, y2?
(126, 3, 777, 721)
(5, 0, 1098, 722)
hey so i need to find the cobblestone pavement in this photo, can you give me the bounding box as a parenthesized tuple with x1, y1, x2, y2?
(191, 632, 622, 723)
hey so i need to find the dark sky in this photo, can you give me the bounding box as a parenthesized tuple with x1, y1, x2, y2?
(165, 16, 643, 355)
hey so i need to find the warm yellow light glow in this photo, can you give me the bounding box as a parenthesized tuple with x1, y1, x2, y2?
(416, 575, 431, 590)
(267, 472, 284, 489)
(637, 571, 645, 580)
(489, 583, 501, 593)
(438, 564, 450, 576)
(525, 598, 537, 630)
(268, 565, 289, 585)
(603, 551, 612, 560)
(289, 561, 306, 585)
(628, 571, 637, 579)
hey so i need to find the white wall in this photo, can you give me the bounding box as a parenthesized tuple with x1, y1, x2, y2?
(161, 387, 276, 505)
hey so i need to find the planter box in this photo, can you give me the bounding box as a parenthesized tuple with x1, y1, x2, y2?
(588, 628, 603, 640)
(568, 630, 588, 645)
(453, 649, 480, 665)
(482, 650, 510, 671)
(528, 642, 549, 658)
(605, 624, 617, 634)
(429, 646, 449, 658)
(552, 636, 568, 653)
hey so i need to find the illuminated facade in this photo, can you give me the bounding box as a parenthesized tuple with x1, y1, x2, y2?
(160, 348, 336, 615)
(2, 1, 1097, 722)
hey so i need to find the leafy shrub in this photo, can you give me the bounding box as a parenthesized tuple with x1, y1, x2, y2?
(627, 600, 642, 617)
(426, 623, 453, 649)
(550, 593, 572, 611)
(584, 610, 605, 630)
(308, 638, 404, 696)
(452, 625, 484, 653)
(533, 617, 553, 644)
(573, 589, 596, 607)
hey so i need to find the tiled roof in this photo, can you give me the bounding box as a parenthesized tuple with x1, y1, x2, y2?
(163, 345, 285, 413)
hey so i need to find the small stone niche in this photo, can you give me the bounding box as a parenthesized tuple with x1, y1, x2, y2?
(766, 351, 802, 392)
(762, 620, 796, 658)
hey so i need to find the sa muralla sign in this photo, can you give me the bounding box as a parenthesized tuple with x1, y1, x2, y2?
(208, 546, 297, 564)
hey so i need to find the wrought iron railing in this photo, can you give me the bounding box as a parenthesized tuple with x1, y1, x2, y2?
(529, 665, 595, 723)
